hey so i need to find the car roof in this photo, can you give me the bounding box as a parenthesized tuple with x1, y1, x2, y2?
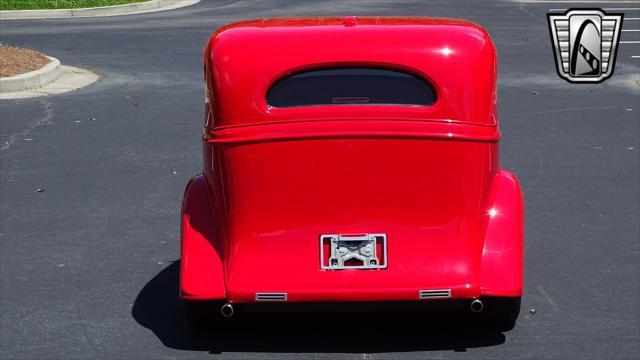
(205, 17, 497, 128)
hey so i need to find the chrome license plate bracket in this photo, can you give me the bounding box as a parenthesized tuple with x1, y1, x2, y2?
(320, 233, 387, 270)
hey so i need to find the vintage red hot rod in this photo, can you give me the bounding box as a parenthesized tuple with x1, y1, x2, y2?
(181, 17, 524, 330)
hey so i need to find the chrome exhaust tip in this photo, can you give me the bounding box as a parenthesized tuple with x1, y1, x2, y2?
(220, 303, 235, 318)
(470, 299, 484, 313)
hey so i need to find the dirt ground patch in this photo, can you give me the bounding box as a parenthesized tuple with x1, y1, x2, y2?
(0, 45, 51, 77)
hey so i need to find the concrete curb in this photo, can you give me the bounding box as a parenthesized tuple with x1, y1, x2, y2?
(0, 56, 63, 93)
(0, 0, 199, 20)
(0, 65, 99, 99)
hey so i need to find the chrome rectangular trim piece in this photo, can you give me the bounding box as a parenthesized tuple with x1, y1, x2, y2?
(418, 289, 452, 299)
(255, 292, 288, 302)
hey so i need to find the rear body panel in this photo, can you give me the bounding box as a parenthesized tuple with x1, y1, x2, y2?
(211, 136, 497, 302)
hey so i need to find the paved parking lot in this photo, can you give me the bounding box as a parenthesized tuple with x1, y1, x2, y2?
(1, 1, 639, 359)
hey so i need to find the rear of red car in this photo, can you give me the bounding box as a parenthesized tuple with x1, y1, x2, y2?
(180, 17, 523, 330)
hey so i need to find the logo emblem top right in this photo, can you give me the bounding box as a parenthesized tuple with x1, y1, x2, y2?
(548, 9, 624, 83)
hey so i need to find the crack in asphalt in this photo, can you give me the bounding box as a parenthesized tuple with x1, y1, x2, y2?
(1, 99, 53, 151)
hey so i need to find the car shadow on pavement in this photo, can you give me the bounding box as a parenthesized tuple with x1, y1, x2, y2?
(132, 261, 506, 354)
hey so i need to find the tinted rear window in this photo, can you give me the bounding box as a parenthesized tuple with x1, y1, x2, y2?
(266, 67, 436, 107)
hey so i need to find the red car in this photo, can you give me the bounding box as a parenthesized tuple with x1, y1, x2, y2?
(181, 17, 524, 330)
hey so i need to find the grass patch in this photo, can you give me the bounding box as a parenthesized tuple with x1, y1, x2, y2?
(0, 0, 149, 10)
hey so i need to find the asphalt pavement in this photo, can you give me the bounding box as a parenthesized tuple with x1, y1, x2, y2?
(1, 1, 639, 359)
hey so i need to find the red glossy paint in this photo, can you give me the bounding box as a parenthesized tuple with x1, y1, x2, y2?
(204, 17, 497, 129)
(180, 175, 225, 300)
(480, 170, 525, 297)
(181, 17, 523, 305)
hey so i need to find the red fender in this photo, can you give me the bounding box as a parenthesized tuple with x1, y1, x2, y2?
(180, 174, 226, 300)
(480, 170, 524, 297)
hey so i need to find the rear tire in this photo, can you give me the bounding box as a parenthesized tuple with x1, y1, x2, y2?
(483, 297, 521, 331)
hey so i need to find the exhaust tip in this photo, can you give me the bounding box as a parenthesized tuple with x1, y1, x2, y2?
(220, 303, 234, 318)
(470, 299, 484, 313)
